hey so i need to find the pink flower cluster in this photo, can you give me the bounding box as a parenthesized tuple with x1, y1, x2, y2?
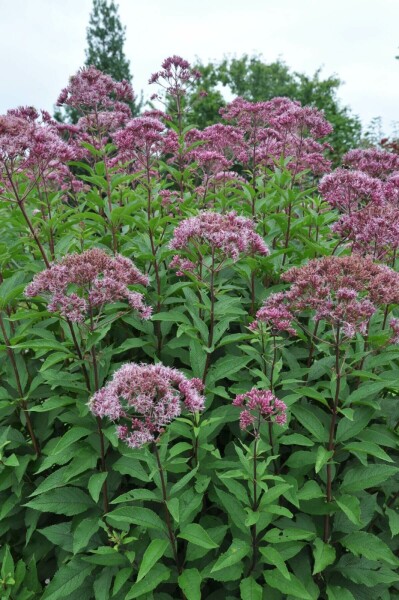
(149, 55, 201, 97)
(343, 148, 399, 179)
(331, 203, 399, 260)
(320, 148, 399, 260)
(233, 388, 287, 431)
(25, 248, 151, 322)
(169, 210, 269, 275)
(319, 168, 385, 212)
(220, 96, 332, 176)
(89, 362, 205, 447)
(0, 107, 80, 195)
(112, 115, 178, 174)
(57, 66, 134, 112)
(250, 292, 296, 335)
(253, 255, 399, 339)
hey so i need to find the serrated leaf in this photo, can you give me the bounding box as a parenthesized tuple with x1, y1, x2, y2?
(125, 563, 171, 599)
(341, 465, 399, 493)
(211, 539, 250, 573)
(88, 472, 107, 503)
(264, 569, 313, 600)
(106, 506, 166, 532)
(73, 517, 100, 555)
(41, 560, 94, 600)
(259, 546, 290, 580)
(240, 576, 263, 600)
(326, 586, 355, 600)
(178, 568, 202, 600)
(136, 539, 169, 582)
(312, 538, 336, 574)
(315, 446, 333, 474)
(38, 522, 73, 552)
(341, 531, 398, 566)
(178, 523, 218, 549)
(51, 427, 92, 455)
(335, 494, 362, 525)
(24, 487, 94, 516)
(386, 506, 399, 537)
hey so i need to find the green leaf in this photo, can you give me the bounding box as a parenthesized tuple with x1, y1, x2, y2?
(341, 465, 399, 493)
(136, 539, 169, 583)
(211, 539, 250, 573)
(125, 564, 171, 599)
(259, 546, 290, 580)
(263, 528, 316, 543)
(24, 487, 94, 516)
(1, 545, 14, 580)
(41, 560, 94, 600)
(335, 494, 362, 525)
(106, 506, 166, 532)
(38, 522, 73, 552)
(178, 568, 202, 600)
(290, 404, 326, 442)
(214, 487, 247, 534)
(337, 555, 398, 586)
(326, 586, 355, 600)
(264, 569, 313, 600)
(341, 531, 399, 566)
(88, 472, 107, 503)
(343, 441, 394, 462)
(51, 427, 92, 455)
(240, 576, 263, 600)
(312, 538, 336, 574)
(73, 517, 100, 555)
(315, 446, 333, 473)
(386, 506, 399, 537)
(178, 523, 219, 549)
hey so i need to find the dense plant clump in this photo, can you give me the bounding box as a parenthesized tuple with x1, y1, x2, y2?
(0, 57, 398, 600)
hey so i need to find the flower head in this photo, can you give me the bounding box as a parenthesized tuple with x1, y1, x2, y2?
(57, 66, 134, 112)
(319, 169, 385, 213)
(25, 248, 150, 322)
(169, 210, 269, 267)
(278, 255, 399, 338)
(233, 388, 287, 432)
(342, 148, 399, 179)
(89, 362, 205, 447)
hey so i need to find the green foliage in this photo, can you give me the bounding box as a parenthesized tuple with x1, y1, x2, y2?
(188, 55, 362, 161)
(0, 98, 398, 600)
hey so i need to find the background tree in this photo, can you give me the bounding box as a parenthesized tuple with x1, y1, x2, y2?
(187, 55, 362, 161)
(56, 0, 141, 122)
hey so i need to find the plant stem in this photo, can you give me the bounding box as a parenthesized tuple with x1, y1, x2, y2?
(0, 312, 40, 456)
(89, 306, 109, 514)
(323, 328, 341, 542)
(201, 251, 216, 384)
(146, 174, 162, 355)
(249, 434, 259, 573)
(153, 444, 181, 574)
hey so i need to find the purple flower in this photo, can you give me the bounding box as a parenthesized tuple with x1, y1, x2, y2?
(233, 388, 287, 432)
(342, 148, 399, 179)
(277, 255, 399, 338)
(319, 169, 385, 213)
(169, 210, 269, 270)
(25, 248, 150, 322)
(89, 362, 205, 448)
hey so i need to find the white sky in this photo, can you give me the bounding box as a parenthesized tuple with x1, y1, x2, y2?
(0, 0, 398, 134)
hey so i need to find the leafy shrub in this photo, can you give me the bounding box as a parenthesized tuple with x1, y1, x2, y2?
(0, 57, 398, 600)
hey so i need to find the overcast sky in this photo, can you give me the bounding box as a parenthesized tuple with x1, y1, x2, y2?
(1, 0, 398, 134)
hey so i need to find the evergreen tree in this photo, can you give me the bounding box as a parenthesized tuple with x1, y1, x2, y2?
(85, 0, 141, 116)
(55, 0, 140, 122)
(85, 0, 130, 83)
(187, 55, 362, 162)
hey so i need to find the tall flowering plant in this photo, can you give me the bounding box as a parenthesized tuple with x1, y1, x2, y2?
(1, 55, 399, 600)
